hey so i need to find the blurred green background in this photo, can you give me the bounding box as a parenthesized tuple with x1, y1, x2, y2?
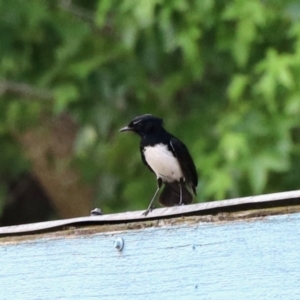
(1, 0, 300, 225)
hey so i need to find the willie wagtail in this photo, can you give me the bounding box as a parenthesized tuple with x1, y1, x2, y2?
(120, 114, 198, 216)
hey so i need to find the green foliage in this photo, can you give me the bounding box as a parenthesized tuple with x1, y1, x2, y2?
(0, 0, 300, 213)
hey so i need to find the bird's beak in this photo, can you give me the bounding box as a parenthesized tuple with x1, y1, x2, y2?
(119, 126, 133, 132)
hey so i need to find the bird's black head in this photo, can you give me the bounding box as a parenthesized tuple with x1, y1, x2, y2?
(120, 114, 164, 137)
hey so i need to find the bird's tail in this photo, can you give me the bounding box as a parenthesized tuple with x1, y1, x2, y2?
(158, 182, 193, 207)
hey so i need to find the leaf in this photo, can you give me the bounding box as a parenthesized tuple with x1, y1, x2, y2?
(228, 74, 248, 102)
(53, 84, 79, 114)
(205, 169, 233, 200)
(219, 132, 248, 162)
(75, 126, 98, 156)
(248, 157, 268, 194)
(95, 0, 113, 27)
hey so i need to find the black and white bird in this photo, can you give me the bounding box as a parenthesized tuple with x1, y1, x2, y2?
(120, 114, 198, 216)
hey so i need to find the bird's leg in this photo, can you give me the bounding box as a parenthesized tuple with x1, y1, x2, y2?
(178, 179, 184, 206)
(179, 183, 183, 205)
(143, 178, 162, 216)
(143, 188, 159, 216)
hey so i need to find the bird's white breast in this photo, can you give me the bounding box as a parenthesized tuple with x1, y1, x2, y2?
(143, 144, 183, 182)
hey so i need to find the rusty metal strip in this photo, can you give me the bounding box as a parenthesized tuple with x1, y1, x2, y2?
(1, 190, 300, 236)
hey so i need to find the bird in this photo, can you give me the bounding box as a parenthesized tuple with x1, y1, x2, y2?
(119, 114, 198, 216)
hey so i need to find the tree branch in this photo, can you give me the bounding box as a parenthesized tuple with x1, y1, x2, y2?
(59, 0, 95, 23)
(0, 80, 53, 101)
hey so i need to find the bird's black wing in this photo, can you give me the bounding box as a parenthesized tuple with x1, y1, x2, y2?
(169, 137, 198, 194)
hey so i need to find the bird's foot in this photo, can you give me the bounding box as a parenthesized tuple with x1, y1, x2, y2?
(142, 205, 155, 216)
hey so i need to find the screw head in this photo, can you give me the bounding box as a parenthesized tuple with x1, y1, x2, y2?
(114, 237, 124, 251)
(90, 208, 103, 216)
